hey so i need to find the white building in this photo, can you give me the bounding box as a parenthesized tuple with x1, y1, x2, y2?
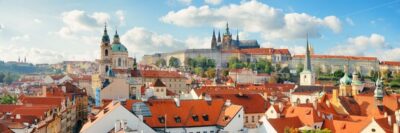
(80, 101, 156, 133)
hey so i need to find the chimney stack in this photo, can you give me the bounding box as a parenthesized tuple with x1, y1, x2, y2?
(114, 120, 121, 132)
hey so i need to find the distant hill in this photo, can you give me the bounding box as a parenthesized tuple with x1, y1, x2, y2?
(0, 60, 51, 74)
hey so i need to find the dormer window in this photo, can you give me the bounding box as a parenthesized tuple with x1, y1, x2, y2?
(158, 116, 165, 123)
(202, 114, 209, 121)
(192, 115, 199, 121)
(174, 116, 181, 123)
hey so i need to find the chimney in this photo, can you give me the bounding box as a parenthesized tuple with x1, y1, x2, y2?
(278, 102, 283, 112)
(174, 97, 180, 107)
(225, 99, 232, 106)
(42, 86, 47, 97)
(114, 120, 121, 132)
(332, 89, 338, 104)
(394, 122, 399, 133)
(16, 114, 21, 119)
(389, 116, 392, 126)
(62, 86, 66, 93)
(313, 99, 318, 110)
(121, 120, 127, 130)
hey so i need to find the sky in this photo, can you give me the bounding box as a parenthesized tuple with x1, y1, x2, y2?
(0, 0, 400, 64)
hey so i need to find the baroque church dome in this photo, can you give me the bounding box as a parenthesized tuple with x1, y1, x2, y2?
(340, 73, 352, 85)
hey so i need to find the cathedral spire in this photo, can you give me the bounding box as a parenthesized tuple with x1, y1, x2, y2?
(224, 22, 230, 35)
(304, 33, 312, 72)
(101, 23, 110, 44)
(217, 30, 221, 42)
(112, 29, 120, 44)
(211, 29, 217, 49)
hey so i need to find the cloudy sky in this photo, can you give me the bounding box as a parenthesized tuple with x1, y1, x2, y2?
(0, 0, 400, 64)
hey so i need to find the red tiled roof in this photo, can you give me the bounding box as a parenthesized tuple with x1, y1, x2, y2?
(50, 75, 65, 80)
(294, 54, 378, 61)
(19, 96, 65, 108)
(210, 93, 269, 114)
(285, 105, 323, 126)
(381, 61, 400, 66)
(0, 105, 23, 113)
(124, 99, 233, 128)
(140, 70, 184, 78)
(267, 117, 302, 132)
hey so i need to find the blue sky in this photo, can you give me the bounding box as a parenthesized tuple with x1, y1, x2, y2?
(0, 0, 400, 64)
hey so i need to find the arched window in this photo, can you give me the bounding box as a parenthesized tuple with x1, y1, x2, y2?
(105, 65, 109, 72)
(296, 98, 301, 104)
(306, 99, 310, 104)
(118, 58, 122, 67)
(105, 49, 108, 56)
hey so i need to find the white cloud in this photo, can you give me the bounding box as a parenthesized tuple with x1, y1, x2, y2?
(121, 27, 185, 58)
(185, 36, 210, 49)
(346, 17, 354, 26)
(261, 41, 305, 55)
(327, 33, 400, 61)
(160, 0, 341, 39)
(115, 10, 125, 26)
(34, 19, 42, 24)
(205, 0, 223, 5)
(0, 24, 4, 31)
(11, 34, 30, 41)
(57, 10, 110, 38)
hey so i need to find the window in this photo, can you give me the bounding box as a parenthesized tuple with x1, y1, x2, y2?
(105, 65, 109, 72)
(192, 115, 199, 121)
(158, 116, 165, 123)
(371, 128, 376, 132)
(202, 114, 209, 121)
(174, 116, 181, 123)
(252, 116, 254, 122)
(245, 116, 248, 123)
(118, 58, 122, 67)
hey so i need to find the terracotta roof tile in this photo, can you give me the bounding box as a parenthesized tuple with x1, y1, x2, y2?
(210, 93, 269, 114)
(267, 117, 303, 132)
(381, 61, 400, 66)
(140, 70, 185, 78)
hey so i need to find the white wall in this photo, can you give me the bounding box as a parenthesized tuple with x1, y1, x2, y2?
(80, 105, 155, 133)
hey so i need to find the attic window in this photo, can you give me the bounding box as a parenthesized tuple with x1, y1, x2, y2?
(174, 116, 181, 123)
(202, 114, 209, 121)
(158, 116, 165, 123)
(371, 128, 376, 132)
(192, 115, 199, 121)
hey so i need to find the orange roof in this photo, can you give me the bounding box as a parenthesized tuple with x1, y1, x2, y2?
(210, 93, 269, 114)
(124, 99, 238, 128)
(0, 105, 23, 113)
(294, 54, 378, 61)
(140, 70, 185, 78)
(19, 96, 65, 108)
(285, 105, 323, 126)
(50, 75, 65, 80)
(381, 61, 400, 66)
(267, 117, 303, 132)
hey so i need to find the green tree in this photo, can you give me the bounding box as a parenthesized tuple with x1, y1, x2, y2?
(169, 57, 180, 68)
(194, 67, 204, 77)
(155, 59, 167, 67)
(205, 68, 216, 78)
(0, 94, 17, 104)
(296, 63, 304, 75)
(333, 69, 345, 79)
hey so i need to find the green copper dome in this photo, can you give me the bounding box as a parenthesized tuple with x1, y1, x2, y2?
(340, 73, 352, 85)
(111, 43, 128, 52)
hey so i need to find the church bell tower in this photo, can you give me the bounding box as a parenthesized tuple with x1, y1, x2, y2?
(99, 24, 112, 76)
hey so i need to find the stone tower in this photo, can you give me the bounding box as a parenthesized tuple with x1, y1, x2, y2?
(300, 35, 315, 86)
(99, 24, 112, 76)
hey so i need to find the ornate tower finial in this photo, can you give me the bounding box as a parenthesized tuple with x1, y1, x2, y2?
(225, 22, 230, 35)
(112, 29, 120, 44)
(101, 23, 110, 44)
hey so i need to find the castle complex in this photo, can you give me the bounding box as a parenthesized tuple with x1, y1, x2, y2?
(142, 22, 292, 68)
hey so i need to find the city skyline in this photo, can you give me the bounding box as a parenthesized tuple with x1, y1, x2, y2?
(1, 0, 400, 64)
